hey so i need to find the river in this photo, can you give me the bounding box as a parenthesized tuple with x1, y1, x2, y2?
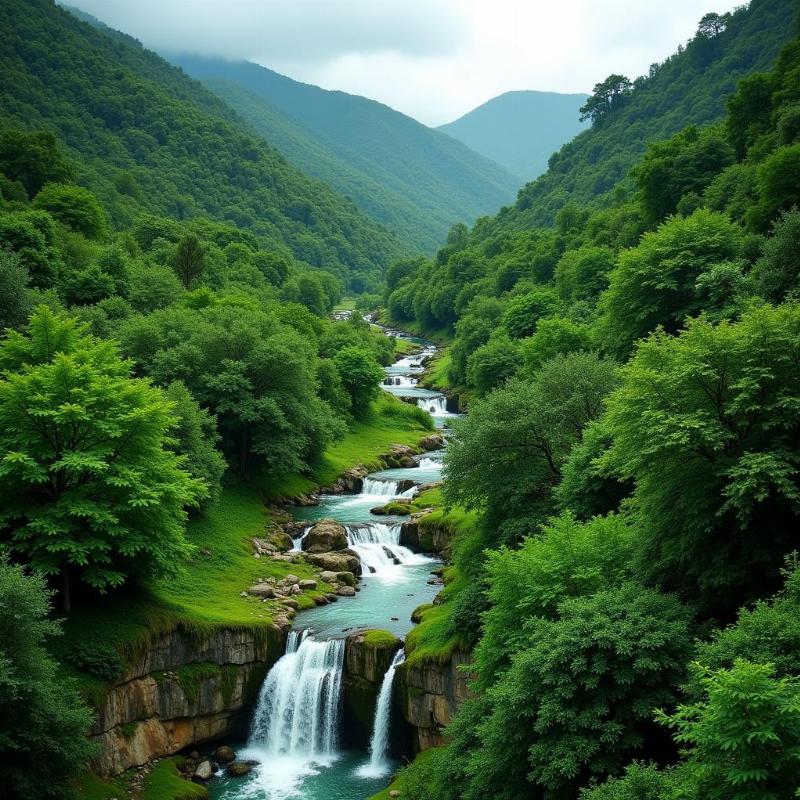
(209, 325, 456, 800)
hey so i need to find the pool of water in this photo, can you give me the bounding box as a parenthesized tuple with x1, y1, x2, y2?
(209, 748, 395, 800)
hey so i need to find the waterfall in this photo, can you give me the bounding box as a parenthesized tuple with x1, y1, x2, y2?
(358, 649, 405, 778)
(249, 631, 345, 761)
(418, 456, 441, 469)
(345, 523, 424, 576)
(417, 395, 448, 415)
(291, 525, 311, 551)
(361, 477, 401, 497)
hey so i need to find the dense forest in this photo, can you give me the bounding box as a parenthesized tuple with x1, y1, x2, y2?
(167, 54, 521, 253)
(0, 0, 405, 293)
(382, 5, 800, 798)
(2, 0, 800, 798)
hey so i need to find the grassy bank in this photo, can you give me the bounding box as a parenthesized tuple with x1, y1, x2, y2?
(369, 748, 443, 800)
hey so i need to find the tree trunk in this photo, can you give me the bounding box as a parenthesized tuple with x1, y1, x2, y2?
(61, 564, 71, 613)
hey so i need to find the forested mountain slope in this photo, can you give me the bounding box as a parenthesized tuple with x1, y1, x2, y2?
(0, 0, 404, 290)
(484, 0, 796, 233)
(438, 90, 589, 181)
(169, 55, 520, 253)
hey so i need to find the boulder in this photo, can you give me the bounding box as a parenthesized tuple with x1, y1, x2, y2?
(251, 538, 276, 556)
(337, 586, 356, 597)
(227, 761, 252, 778)
(282, 599, 300, 611)
(267, 529, 294, 552)
(419, 434, 444, 451)
(247, 583, 275, 599)
(302, 519, 348, 553)
(313, 595, 329, 606)
(336, 571, 357, 587)
(299, 579, 317, 590)
(305, 551, 362, 576)
(284, 574, 300, 585)
(194, 760, 214, 781)
(320, 570, 338, 583)
(213, 746, 236, 764)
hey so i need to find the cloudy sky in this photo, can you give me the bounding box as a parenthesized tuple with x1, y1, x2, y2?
(70, 0, 741, 125)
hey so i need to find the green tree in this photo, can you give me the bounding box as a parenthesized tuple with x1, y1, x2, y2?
(520, 316, 592, 375)
(163, 381, 226, 509)
(659, 661, 800, 800)
(604, 304, 800, 613)
(332, 345, 384, 418)
(0, 249, 32, 330)
(465, 584, 692, 800)
(554, 245, 615, 302)
(170, 233, 205, 289)
(579, 75, 633, 124)
(445, 352, 618, 538)
(0, 129, 73, 198)
(32, 183, 106, 239)
(0, 559, 94, 800)
(0, 308, 202, 607)
(597, 209, 750, 356)
(465, 335, 520, 395)
(752, 207, 800, 302)
(501, 286, 560, 339)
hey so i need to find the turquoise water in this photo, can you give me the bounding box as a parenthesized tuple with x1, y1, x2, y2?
(208, 330, 445, 800)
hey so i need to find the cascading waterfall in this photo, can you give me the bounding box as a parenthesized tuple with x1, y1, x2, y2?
(417, 395, 448, 415)
(417, 456, 441, 469)
(345, 522, 422, 576)
(361, 477, 408, 497)
(292, 525, 311, 551)
(357, 649, 405, 778)
(249, 631, 345, 761)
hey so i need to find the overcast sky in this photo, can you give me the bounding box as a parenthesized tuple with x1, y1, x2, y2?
(70, 0, 742, 126)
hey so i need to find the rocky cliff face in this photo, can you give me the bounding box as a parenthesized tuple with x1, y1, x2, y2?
(400, 516, 453, 558)
(396, 649, 473, 751)
(341, 630, 403, 746)
(90, 625, 285, 776)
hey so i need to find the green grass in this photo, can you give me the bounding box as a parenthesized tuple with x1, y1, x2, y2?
(421, 348, 453, 392)
(74, 772, 127, 800)
(264, 394, 433, 501)
(368, 747, 443, 800)
(363, 629, 401, 648)
(393, 336, 421, 356)
(334, 296, 356, 312)
(142, 758, 208, 800)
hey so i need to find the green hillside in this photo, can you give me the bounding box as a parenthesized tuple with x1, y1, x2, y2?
(485, 0, 795, 233)
(169, 55, 520, 253)
(0, 0, 405, 290)
(438, 90, 589, 181)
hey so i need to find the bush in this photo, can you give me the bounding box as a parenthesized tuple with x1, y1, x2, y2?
(65, 641, 124, 682)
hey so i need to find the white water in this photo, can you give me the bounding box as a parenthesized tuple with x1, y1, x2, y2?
(292, 526, 312, 551)
(345, 523, 428, 577)
(384, 375, 418, 387)
(416, 395, 448, 415)
(360, 478, 417, 498)
(358, 649, 405, 778)
(417, 456, 440, 469)
(244, 631, 345, 796)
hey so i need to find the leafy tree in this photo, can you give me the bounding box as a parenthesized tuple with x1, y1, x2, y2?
(474, 513, 637, 690)
(580, 762, 677, 800)
(753, 207, 800, 301)
(127, 261, 183, 312)
(0, 308, 202, 607)
(0, 209, 62, 288)
(465, 335, 520, 395)
(633, 126, 735, 224)
(604, 304, 800, 613)
(697, 12, 729, 38)
(0, 559, 94, 800)
(579, 75, 633, 124)
(170, 233, 205, 289)
(659, 661, 800, 800)
(501, 286, 560, 339)
(163, 381, 226, 509)
(464, 584, 692, 800)
(749, 144, 800, 230)
(0, 129, 73, 198)
(554, 245, 615, 302)
(520, 316, 592, 375)
(332, 345, 384, 418)
(0, 249, 32, 330)
(597, 209, 750, 356)
(445, 352, 618, 538)
(32, 183, 106, 239)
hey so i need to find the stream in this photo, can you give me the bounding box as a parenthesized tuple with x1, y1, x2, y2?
(209, 326, 456, 800)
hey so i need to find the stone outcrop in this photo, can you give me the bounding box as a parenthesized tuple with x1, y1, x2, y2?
(341, 630, 403, 744)
(400, 514, 454, 557)
(302, 519, 348, 553)
(418, 433, 445, 451)
(304, 549, 362, 576)
(90, 625, 284, 776)
(396, 648, 473, 751)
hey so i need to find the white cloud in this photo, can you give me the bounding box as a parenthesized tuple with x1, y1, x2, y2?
(69, 0, 744, 125)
